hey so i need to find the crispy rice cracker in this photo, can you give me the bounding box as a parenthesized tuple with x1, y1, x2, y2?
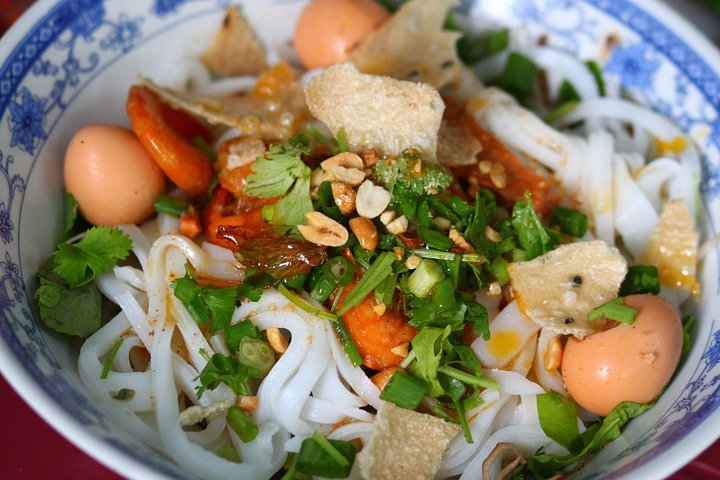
(350, 0, 462, 89)
(357, 401, 459, 480)
(508, 240, 627, 338)
(304, 63, 444, 161)
(201, 6, 268, 77)
(642, 199, 699, 295)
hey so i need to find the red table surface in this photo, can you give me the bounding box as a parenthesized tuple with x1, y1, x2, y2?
(2, 1, 720, 479)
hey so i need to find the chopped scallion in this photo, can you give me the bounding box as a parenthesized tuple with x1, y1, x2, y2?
(545, 101, 579, 124)
(619, 265, 660, 296)
(587, 297, 638, 324)
(227, 406, 259, 443)
(549, 206, 589, 238)
(101, 338, 124, 379)
(296, 432, 356, 478)
(237, 337, 275, 378)
(336, 252, 396, 316)
(417, 227, 454, 250)
(436, 365, 498, 390)
(330, 317, 363, 367)
(323, 257, 355, 286)
(154, 194, 189, 217)
(408, 259, 445, 298)
(109, 388, 135, 401)
(379, 371, 427, 409)
(497, 52, 538, 101)
(409, 248, 486, 264)
(278, 284, 338, 321)
(586, 60, 606, 96)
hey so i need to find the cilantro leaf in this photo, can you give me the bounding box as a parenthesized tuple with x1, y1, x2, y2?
(64, 193, 79, 235)
(171, 265, 262, 333)
(35, 261, 101, 337)
(52, 226, 133, 288)
(511, 191, 556, 261)
(409, 326, 451, 397)
(196, 353, 257, 398)
(244, 135, 313, 227)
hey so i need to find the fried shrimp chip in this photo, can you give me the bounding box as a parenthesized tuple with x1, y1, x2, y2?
(508, 240, 627, 338)
(357, 401, 459, 480)
(201, 6, 268, 76)
(642, 199, 699, 295)
(437, 117, 482, 167)
(304, 63, 444, 161)
(349, 0, 462, 89)
(140, 65, 306, 142)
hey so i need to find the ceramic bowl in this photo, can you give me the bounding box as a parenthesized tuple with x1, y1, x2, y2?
(0, 0, 719, 478)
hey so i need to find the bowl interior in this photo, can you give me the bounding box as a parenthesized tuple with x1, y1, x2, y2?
(1, 0, 720, 479)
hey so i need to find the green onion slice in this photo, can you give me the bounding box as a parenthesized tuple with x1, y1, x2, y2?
(587, 297, 638, 324)
(101, 338, 124, 379)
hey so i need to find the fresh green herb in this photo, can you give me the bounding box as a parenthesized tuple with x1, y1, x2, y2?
(558, 80, 581, 103)
(316, 181, 344, 222)
(436, 365, 497, 390)
(237, 336, 275, 378)
(373, 150, 452, 199)
(408, 259, 446, 298)
(277, 283, 338, 321)
(280, 453, 300, 480)
(109, 388, 135, 401)
(549, 206, 589, 238)
(227, 406, 259, 443)
(336, 129, 348, 153)
(587, 297, 638, 324)
(682, 314, 695, 356)
(409, 248, 485, 264)
(52, 226, 133, 288)
(215, 443, 241, 463)
(511, 192, 555, 260)
(224, 319, 261, 353)
(323, 257, 355, 287)
(101, 338, 124, 379)
(379, 371, 428, 409)
(171, 264, 262, 333)
(545, 100, 579, 124)
(336, 252, 396, 316)
(619, 265, 660, 296)
(330, 315, 363, 367)
(35, 261, 102, 337)
(296, 433, 356, 478)
(244, 135, 312, 227)
(457, 28, 510, 65)
(417, 227, 453, 251)
(585, 60, 606, 96)
(437, 374, 473, 443)
(496, 52, 538, 102)
(196, 353, 256, 398)
(64, 193, 79, 234)
(409, 326, 451, 397)
(537, 391, 580, 451)
(154, 194, 189, 217)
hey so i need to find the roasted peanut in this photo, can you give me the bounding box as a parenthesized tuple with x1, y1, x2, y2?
(266, 327, 289, 354)
(405, 255, 422, 270)
(327, 165, 366, 186)
(321, 151, 364, 171)
(386, 215, 408, 235)
(544, 336, 563, 372)
(486, 225, 502, 243)
(449, 227, 474, 252)
(356, 180, 392, 219)
(298, 211, 349, 247)
(349, 217, 378, 251)
(370, 367, 403, 391)
(331, 182, 356, 215)
(380, 210, 396, 225)
(390, 342, 409, 358)
(236, 395, 260, 412)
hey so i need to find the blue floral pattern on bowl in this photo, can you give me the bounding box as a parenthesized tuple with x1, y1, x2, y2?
(0, 0, 719, 478)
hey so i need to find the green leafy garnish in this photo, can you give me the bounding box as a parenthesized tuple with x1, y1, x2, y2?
(496, 52, 537, 102)
(52, 226, 133, 288)
(457, 28, 510, 65)
(619, 265, 660, 296)
(296, 432, 356, 478)
(409, 326, 451, 397)
(244, 135, 312, 227)
(537, 391, 580, 450)
(171, 264, 262, 333)
(196, 352, 257, 398)
(511, 192, 555, 261)
(587, 297, 638, 324)
(64, 193, 79, 234)
(227, 406, 259, 443)
(682, 314, 695, 356)
(373, 150, 452, 199)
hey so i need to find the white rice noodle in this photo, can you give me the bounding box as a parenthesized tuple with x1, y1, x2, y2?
(533, 329, 566, 395)
(612, 154, 659, 260)
(118, 224, 152, 270)
(157, 213, 181, 236)
(483, 369, 545, 396)
(472, 301, 540, 368)
(112, 265, 146, 292)
(582, 130, 615, 245)
(472, 88, 570, 172)
(634, 157, 683, 211)
(505, 332, 538, 376)
(520, 47, 599, 101)
(113, 334, 143, 373)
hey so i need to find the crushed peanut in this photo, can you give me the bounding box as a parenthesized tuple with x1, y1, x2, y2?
(266, 327, 289, 354)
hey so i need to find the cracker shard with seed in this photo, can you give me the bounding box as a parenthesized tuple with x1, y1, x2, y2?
(357, 401, 459, 480)
(304, 63, 445, 162)
(508, 240, 627, 339)
(201, 6, 268, 76)
(350, 0, 462, 89)
(641, 199, 699, 295)
(140, 75, 305, 142)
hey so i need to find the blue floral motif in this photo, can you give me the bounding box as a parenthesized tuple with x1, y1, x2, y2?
(604, 42, 661, 90)
(100, 14, 143, 53)
(62, 57, 81, 87)
(153, 0, 188, 17)
(0, 251, 23, 303)
(701, 159, 720, 199)
(32, 60, 59, 77)
(0, 203, 14, 244)
(8, 88, 47, 155)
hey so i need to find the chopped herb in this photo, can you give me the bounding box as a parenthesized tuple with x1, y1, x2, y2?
(417, 227, 453, 251)
(496, 52, 538, 102)
(407, 259, 446, 298)
(154, 194, 189, 217)
(296, 433, 356, 478)
(587, 297, 638, 324)
(436, 365, 497, 390)
(549, 206, 589, 238)
(373, 150, 452, 199)
(277, 283, 338, 321)
(619, 265, 660, 296)
(64, 193, 79, 235)
(409, 326, 451, 397)
(379, 371, 428, 409)
(237, 337, 275, 378)
(52, 226, 133, 288)
(109, 388, 135, 401)
(196, 352, 256, 398)
(585, 60, 606, 96)
(537, 391, 580, 451)
(545, 101, 579, 124)
(336, 129, 348, 153)
(244, 135, 312, 227)
(457, 28, 510, 65)
(511, 192, 555, 261)
(225, 319, 262, 353)
(227, 406, 259, 443)
(336, 252, 396, 316)
(101, 338, 124, 379)
(558, 80, 581, 103)
(171, 264, 262, 333)
(215, 443, 241, 463)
